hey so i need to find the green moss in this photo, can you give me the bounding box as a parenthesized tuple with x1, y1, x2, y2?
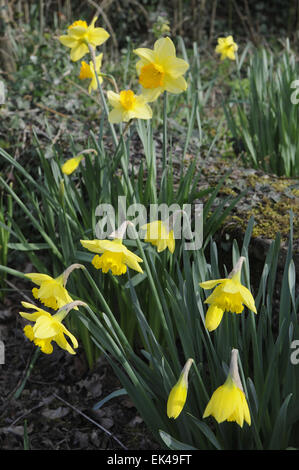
(223, 172, 299, 243)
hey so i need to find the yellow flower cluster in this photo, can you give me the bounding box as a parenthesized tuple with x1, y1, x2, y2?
(57, 23, 252, 433)
(20, 264, 84, 355)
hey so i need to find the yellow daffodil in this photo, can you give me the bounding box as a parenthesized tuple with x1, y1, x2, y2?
(141, 220, 175, 253)
(203, 349, 251, 427)
(80, 238, 143, 275)
(79, 53, 103, 93)
(133, 36, 189, 102)
(19, 301, 79, 355)
(200, 257, 257, 331)
(167, 359, 193, 419)
(107, 89, 152, 123)
(25, 264, 84, 311)
(59, 17, 109, 62)
(215, 35, 238, 61)
(61, 155, 84, 175)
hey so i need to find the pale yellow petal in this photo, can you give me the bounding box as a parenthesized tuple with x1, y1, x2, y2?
(200, 278, 227, 290)
(33, 317, 60, 339)
(164, 56, 189, 78)
(133, 47, 155, 64)
(59, 35, 77, 48)
(107, 90, 122, 108)
(25, 273, 53, 285)
(154, 37, 176, 62)
(88, 28, 110, 46)
(239, 285, 257, 313)
(70, 43, 89, 62)
(108, 108, 124, 123)
(164, 75, 187, 94)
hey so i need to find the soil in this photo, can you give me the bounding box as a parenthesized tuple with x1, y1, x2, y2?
(0, 289, 160, 451)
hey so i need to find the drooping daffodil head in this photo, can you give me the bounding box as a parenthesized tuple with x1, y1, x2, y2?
(19, 301, 81, 355)
(203, 349, 251, 428)
(200, 256, 257, 331)
(25, 264, 84, 311)
(80, 235, 143, 276)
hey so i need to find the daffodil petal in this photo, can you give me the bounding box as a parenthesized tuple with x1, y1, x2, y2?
(107, 90, 122, 105)
(88, 28, 110, 46)
(33, 317, 60, 339)
(70, 43, 89, 62)
(154, 37, 176, 62)
(25, 273, 53, 285)
(200, 279, 227, 290)
(133, 47, 155, 64)
(163, 75, 187, 94)
(164, 56, 189, 78)
(55, 333, 76, 355)
(239, 285, 257, 313)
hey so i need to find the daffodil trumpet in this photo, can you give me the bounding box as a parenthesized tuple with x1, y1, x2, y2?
(167, 358, 194, 419)
(203, 349, 251, 427)
(80, 223, 143, 276)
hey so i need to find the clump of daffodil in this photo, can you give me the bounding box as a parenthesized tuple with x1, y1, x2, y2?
(107, 89, 152, 123)
(133, 36, 189, 102)
(80, 222, 143, 276)
(25, 264, 84, 311)
(59, 17, 109, 62)
(203, 349, 251, 428)
(215, 35, 238, 61)
(61, 155, 84, 175)
(167, 359, 193, 419)
(200, 256, 257, 332)
(79, 53, 103, 93)
(141, 220, 175, 254)
(19, 301, 86, 355)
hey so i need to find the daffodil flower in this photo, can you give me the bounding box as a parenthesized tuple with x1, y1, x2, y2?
(19, 302, 79, 355)
(133, 36, 189, 102)
(107, 89, 152, 123)
(203, 349, 251, 427)
(25, 264, 84, 311)
(59, 17, 109, 62)
(79, 53, 103, 93)
(80, 238, 143, 276)
(215, 35, 238, 61)
(61, 155, 84, 175)
(200, 257, 257, 331)
(141, 220, 175, 253)
(167, 359, 193, 419)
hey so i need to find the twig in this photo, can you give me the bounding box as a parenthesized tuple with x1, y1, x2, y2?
(35, 103, 82, 123)
(53, 393, 128, 450)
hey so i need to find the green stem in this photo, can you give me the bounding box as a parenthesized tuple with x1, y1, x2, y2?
(14, 347, 41, 399)
(162, 90, 168, 172)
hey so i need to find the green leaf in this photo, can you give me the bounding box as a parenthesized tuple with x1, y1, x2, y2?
(93, 389, 128, 410)
(187, 414, 222, 449)
(159, 430, 198, 450)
